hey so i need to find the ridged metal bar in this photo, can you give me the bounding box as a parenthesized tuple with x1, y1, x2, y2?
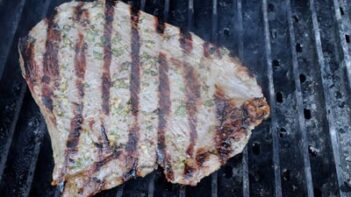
(115, 185, 124, 197)
(0, 0, 27, 80)
(140, 0, 146, 10)
(211, 0, 218, 197)
(332, 0, 351, 89)
(285, 0, 314, 196)
(309, 0, 347, 196)
(0, 84, 26, 184)
(236, 0, 249, 196)
(0, 0, 52, 185)
(261, 0, 282, 196)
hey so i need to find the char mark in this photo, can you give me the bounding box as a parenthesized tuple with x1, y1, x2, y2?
(179, 29, 193, 54)
(42, 10, 61, 112)
(66, 33, 87, 154)
(178, 31, 200, 177)
(124, 5, 141, 178)
(182, 63, 201, 178)
(157, 52, 171, 163)
(183, 64, 201, 157)
(101, 0, 116, 115)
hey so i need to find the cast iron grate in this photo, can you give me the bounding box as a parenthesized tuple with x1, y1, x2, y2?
(0, 0, 350, 196)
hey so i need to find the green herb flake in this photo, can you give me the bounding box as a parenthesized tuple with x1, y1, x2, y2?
(204, 100, 214, 107)
(175, 103, 187, 116)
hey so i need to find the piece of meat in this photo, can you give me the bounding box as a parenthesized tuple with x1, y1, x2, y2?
(18, 0, 270, 196)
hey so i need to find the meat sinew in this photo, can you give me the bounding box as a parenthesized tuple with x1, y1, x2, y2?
(18, 0, 270, 196)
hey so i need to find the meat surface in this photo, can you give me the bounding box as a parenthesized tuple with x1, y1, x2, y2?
(18, 0, 270, 196)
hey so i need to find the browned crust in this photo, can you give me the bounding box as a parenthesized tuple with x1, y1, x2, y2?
(214, 85, 270, 163)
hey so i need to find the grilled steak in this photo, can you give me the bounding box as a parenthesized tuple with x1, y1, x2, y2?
(18, 0, 270, 196)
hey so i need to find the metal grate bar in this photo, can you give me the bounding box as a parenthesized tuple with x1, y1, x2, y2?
(0, 93, 46, 196)
(285, 0, 314, 196)
(210, 1, 218, 197)
(0, 0, 27, 80)
(0, 0, 51, 185)
(115, 185, 124, 197)
(309, 0, 348, 196)
(236, 0, 249, 196)
(236, 0, 249, 195)
(0, 84, 26, 183)
(332, 0, 351, 89)
(261, 0, 282, 196)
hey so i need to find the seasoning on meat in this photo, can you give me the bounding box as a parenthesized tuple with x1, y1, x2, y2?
(18, 1, 270, 196)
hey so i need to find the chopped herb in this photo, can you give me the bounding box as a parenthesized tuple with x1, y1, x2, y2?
(204, 100, 214, 107)
(114, 79, 128, 88)
(112, 48, 123, 57)
(93, 50, 103, 60)
(175, 103, 186, 116)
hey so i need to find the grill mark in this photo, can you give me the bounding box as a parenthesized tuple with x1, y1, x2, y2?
(154, 16, 165, 34)
(66, 33, 87, 152)
(102, 0, 116, 115)
(157, 52, 174, 180)
(182, 63, 201, 177)
(179, 29, 193, 54)
(179, 30, 199, 178)
(125, 6, 141, 179)
(42, 10, 60, 112)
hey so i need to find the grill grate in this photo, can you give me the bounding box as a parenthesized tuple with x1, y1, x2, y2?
(0, 0, 350, 196)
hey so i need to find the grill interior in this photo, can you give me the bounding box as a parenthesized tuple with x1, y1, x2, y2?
(0, 0, 351, 196)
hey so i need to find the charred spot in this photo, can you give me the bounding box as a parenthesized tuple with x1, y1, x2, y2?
(123, 160, 138, 181)
(196, 148, 210, 167)
(41, 75, 50, 83)
(179, 29, 193, 54)
(89, 119, 95, 129)
(184, 162, 196, 178)
(164, 163, 174, 181)
(67, 111, 84, 150)
(203, 42, 211, 57)
(42, 86, 54, 111)
(155, 16, 165, 34)
(74, 3, 90, 25)
(101, 73, 111, 115)
(126, 125, 139, 153)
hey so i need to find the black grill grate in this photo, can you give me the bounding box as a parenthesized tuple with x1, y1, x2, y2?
(0, 0, 350, 196)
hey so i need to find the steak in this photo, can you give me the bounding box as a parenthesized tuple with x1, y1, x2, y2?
(18, 0, 270, 196)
